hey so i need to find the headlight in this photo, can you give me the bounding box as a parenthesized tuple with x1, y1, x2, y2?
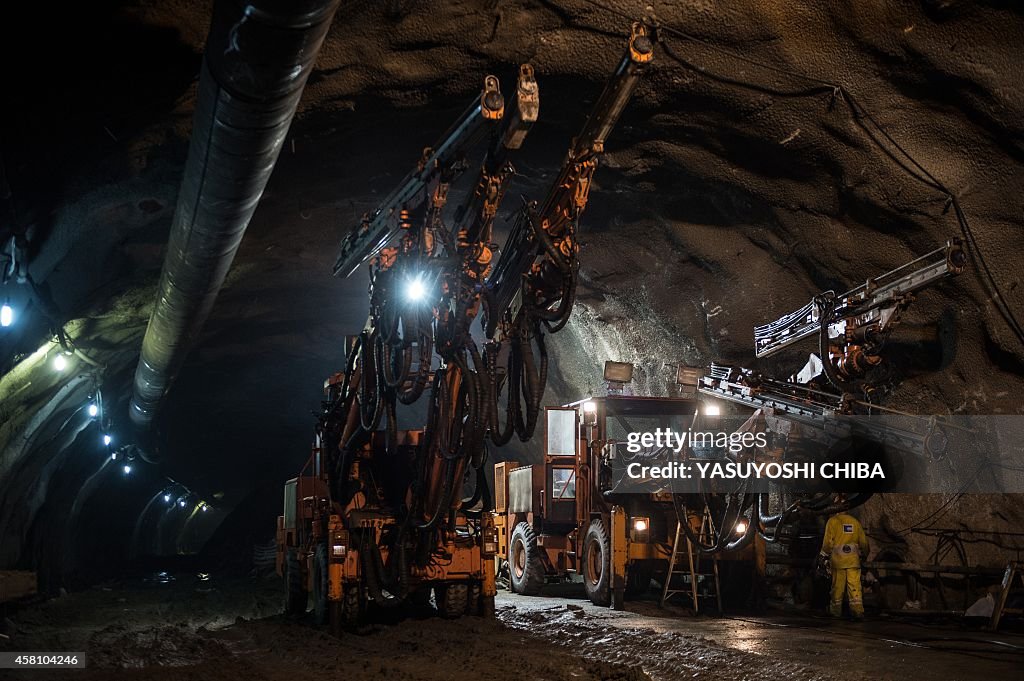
(630, 516, 650, 542)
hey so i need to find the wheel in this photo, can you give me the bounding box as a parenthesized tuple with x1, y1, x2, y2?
(509, 522, 545, 596)
(283, 548, 308, 616)
(312, 543, 329, 625)
(342, 584, 360, 625)
(435, 582, 468, 619)
(626, 561, 654, 598)
(330, 584, 360, 635)
(583, 519, 611, 606)
(466, 581, 481, 616)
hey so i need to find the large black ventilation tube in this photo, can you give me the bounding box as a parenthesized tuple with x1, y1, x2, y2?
(130, 0, 341, 430)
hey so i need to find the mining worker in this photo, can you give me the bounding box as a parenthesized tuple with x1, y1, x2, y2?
(818, 504, 870, 619)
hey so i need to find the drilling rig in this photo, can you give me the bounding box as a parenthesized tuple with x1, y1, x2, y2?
(276, 22, 654, 631)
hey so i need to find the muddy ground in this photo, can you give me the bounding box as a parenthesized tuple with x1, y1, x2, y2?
(0, 573, 1020, 681)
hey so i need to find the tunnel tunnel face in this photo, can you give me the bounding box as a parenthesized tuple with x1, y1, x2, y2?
(0, 2, 1023, 676)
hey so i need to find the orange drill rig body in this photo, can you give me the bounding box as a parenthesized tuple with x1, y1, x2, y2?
(277, 21, 653, 632)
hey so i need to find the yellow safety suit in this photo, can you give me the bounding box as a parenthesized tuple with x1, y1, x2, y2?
(820, 512, 869, 618)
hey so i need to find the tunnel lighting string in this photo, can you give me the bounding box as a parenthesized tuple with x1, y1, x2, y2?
(564, 0, 1024, 348)
(158, 476, 209, 511)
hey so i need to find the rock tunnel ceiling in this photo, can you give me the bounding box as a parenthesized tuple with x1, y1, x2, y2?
(0, 0, 1022, 585)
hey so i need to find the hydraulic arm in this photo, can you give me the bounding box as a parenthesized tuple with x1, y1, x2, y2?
(754, 240, 967, 389)
(332, 76, 505, 278)
(486, 22, 654, 335)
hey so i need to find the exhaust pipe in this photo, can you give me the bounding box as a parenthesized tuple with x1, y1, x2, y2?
(130, 0, 341, 429)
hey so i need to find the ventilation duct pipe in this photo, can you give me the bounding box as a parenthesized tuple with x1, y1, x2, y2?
(130, 0, 341, 429)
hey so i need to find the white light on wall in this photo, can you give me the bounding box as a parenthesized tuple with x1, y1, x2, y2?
(582, 400, 597, 413)
(53, 354, 67, 371)
(0, 302, 13, 328)
(703, 404, 721, 417)
(179, 498, 187, 508)
(735, 520, 748, 535)
(88, 404, 99, 417)
(123, 464, 132, 475)
(103, 434, 112, 446)
(164, 494, 171, 503)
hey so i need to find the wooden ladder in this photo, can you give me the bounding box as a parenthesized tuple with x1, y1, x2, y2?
(660, 506, 722, 613)
(990, 561, 1023, 631)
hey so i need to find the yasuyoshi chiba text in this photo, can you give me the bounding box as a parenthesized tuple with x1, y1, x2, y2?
(625, 460, 886, 481)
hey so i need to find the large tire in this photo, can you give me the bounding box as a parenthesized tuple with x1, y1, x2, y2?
(435, 582, 468, 619)
(312, 543, 329, 625)
(466, 581, 482, 616)
(342, 584, 360, 626)
(284, 548, 307, 616)
(583, 519, 611, 606)
(509, 522, 545, 596)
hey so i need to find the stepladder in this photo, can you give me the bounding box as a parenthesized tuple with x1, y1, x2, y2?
(660, 506, 722, 613)
(990, 561, 1023, 631)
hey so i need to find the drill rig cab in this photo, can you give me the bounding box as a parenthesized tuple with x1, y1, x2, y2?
(494, 363, 759, 610)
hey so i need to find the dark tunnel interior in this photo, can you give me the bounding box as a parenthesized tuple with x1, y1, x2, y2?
(1, 1, 1023, 679)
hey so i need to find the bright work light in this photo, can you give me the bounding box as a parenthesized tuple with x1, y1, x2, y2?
(88, 404, 99, 417)
(0, 302, 12, 328)
(406, 277, 426, 302)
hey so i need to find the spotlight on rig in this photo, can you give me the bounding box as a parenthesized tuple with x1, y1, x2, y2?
(405, 276, 426, 303)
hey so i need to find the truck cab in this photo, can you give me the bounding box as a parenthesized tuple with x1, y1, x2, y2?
(494, 391, 702, 607)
